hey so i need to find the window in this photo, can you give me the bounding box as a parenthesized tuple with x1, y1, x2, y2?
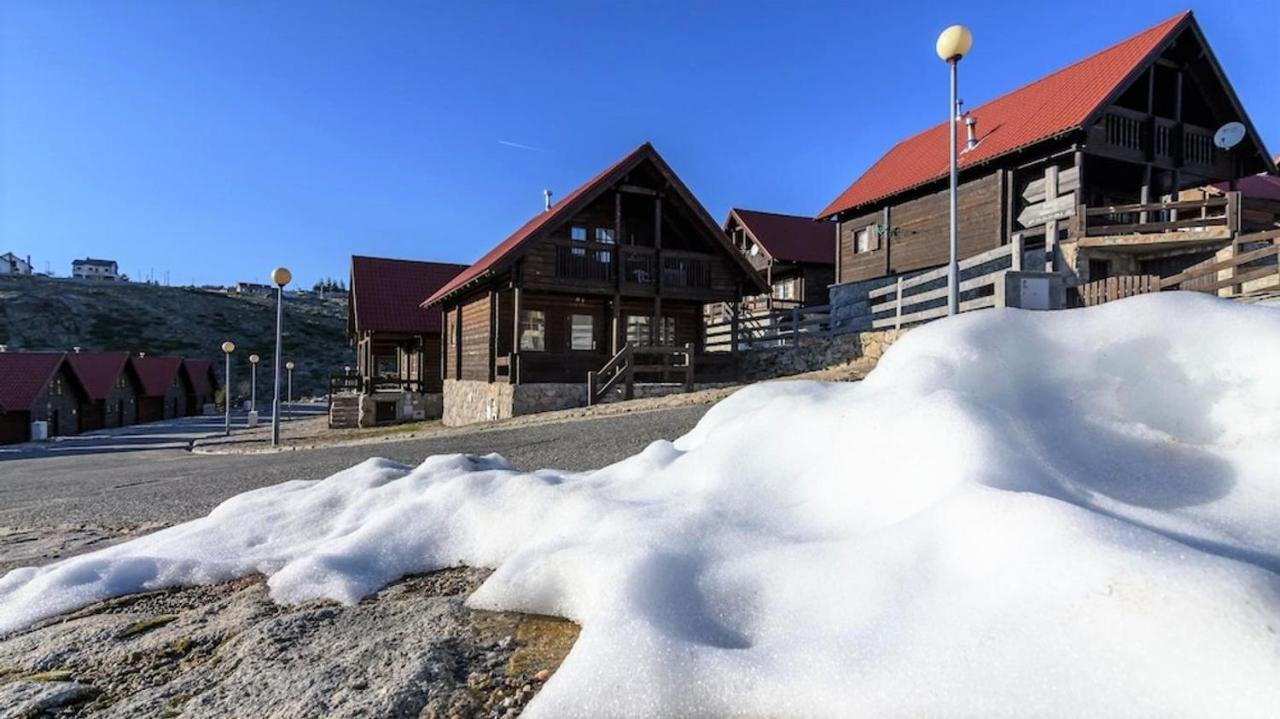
(626, 316, 675, 347)
(569, 314, 595, 351)
(774, 280, 795, 300)
(595, 228, 615, 244)
(375, 355, 398, 378)
(520, 309, 546, 351)
(570, 226, 587, 242)
(855, 226, 871, 253)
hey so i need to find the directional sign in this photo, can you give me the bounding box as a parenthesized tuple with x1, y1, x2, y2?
(1017, 194, 1076, 228)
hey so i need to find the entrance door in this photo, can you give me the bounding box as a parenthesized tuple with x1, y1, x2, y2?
(117, 401, 125, 426)
(50, 410, 60, 436)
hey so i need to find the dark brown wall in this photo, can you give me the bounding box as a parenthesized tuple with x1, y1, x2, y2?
(838, 171, 1005, 283)
(29, 366, 83, 436)
(104, 383, 139, 428)
(459, 293, 491, 382)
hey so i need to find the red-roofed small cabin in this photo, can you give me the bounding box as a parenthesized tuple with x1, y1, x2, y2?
(132, 355, 195, 422)
(423, 143, 766, 425)
(822, 12, 1276, 328)
(66, 350, 145, 431)
(183, 358, 219, 414)
(723, 208, 836, 313)
(0, 352, 89, 443)
(344, 256, 468, 426)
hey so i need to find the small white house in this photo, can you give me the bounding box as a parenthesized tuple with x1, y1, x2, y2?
(0, 252, 32, 276)
(72, 258, 120, 281)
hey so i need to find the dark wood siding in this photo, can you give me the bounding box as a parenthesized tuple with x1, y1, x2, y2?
(459, 293, 491, 382)
(838, 171, 1005, 283)
(0, 411, 29, 444)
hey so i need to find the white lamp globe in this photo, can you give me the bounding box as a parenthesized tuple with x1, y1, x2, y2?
(271, 267, 292, 287)
(936, 25, 974, 62)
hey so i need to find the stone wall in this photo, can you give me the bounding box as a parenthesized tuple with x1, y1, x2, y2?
(443, 380, 516, 427)
(359, 390, 444, 428)
(443, 379, 735, 426)
(739, 328, 908, 382)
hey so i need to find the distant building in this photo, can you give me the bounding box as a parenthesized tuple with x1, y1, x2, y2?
(1, 252, 32, 276)
(233, 281, 275, 296)
(72, 258, 121, 281)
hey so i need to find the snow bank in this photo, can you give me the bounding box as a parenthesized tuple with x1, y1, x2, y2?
(4, 292, 1280, 717)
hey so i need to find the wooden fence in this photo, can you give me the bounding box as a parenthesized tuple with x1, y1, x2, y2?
(1077, 275, 1161, 306)
(866, 237, 1023, 330)
(1158, 228, 1280, 295)
(704, 304, 832, 353)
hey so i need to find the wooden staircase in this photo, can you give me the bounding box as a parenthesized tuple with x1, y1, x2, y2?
(329, 394, 360, 429)
(587, 343, 695, 406)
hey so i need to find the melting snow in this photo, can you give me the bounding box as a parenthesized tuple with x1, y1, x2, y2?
(3, 292, 1280, 716)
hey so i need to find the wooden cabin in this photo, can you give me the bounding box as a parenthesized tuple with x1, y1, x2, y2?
(821, 11, 1276, 328)
(132, 356, 194, 422)
(342, 256, 469, 426)
(722, 208, 836, 313)
(0, 352, 89, 444)
(422, 143, 766, 425)
(66, 351, 145, 431)
(183, 358, 219, 414)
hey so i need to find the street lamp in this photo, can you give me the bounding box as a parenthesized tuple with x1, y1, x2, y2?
(221, 341, 236, 436)
(248, 353, 260, 413)
(270, 266, 292, 446)
(936, 24, 973, 316)
(285, 361, 295, 421)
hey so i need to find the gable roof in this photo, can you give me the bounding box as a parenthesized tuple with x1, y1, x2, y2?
(424, 142, 766, 307)
(349, 256, 468, 336)
(65, 351, 135, 401)
(0, 352, 68, 412)
(728, 209, 836, 265)
(1214, 174, 1280, 203)
(183, 359, 216, 395)
(132, 356, 187, 397)
(819, 12, 1191, 218)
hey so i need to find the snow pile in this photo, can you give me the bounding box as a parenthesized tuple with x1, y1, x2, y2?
(4, 293, 1280, 717)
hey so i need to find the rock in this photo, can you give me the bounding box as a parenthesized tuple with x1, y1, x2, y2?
(0, 567, 580, 718)
(533, 669, 551, 682)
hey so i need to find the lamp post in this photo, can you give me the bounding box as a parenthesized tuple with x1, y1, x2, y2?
(221, 341, 236, 436)
(270, 267, 292, 446)
(285, 361, 295, 421)
(936, 24, 973, 316)
(249, 353, 260, 412)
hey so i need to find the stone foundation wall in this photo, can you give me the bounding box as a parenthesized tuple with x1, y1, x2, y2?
(739, 328, 908, 382)
(443, 380, 516, 427)
(443, 379, 734, 426)
(359, 390, 443, 428)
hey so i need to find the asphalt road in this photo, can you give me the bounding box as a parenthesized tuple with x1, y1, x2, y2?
(0, 405, 711, 530)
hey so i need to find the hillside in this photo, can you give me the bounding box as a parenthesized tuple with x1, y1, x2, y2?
(0, 275, 352, 398)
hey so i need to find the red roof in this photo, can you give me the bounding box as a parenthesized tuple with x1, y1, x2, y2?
(350, 256, 468, 335)
(132, 356, 186, 397)
(0, 352, 67, 412)
(1214, 174, 1280, 203)
(65, 351, 134, 401)
(183, 359, 216, 395)
(819, 12, 1190, 218)
(729, 209, 835, 265)
(424, 142, 765, 306)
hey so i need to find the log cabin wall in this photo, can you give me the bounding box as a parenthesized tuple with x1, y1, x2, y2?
(837, 171, 1005, 284)
(459, 292, 492, 382)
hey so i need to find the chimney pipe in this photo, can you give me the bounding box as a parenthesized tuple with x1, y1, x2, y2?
(138, 352, 146, 359)
(544, 189, 553, 211)
(0, 345, 6, 353)
(73, 346, 81, 353)
(964, 114, 978, 151)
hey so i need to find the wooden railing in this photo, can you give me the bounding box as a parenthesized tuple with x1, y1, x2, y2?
(1158, 229, 1280, 295)
(1074, 193, 1240, 242)
(587, 343, 695, 405)
(555, 244, 614, 282)
(705, 304, 832, 352)
(1097, 107, 1219, 169)
(865, 238, 1022, 330)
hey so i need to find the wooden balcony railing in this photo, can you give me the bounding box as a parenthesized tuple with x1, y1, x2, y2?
(1074, 193, 1240, 247)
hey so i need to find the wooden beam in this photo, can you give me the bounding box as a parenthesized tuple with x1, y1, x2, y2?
(619, 184, 658, 196)
(1076, 227, 1233, 248)
(653, 194, 662, 347)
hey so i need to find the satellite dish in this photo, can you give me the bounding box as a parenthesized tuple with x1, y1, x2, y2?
(1214, 122, 1246, 150)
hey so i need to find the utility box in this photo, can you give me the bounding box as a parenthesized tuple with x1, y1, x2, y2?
(30, 421, 49, 442)
(997, 271, 1066, 310)
(247, 410, 259, 428)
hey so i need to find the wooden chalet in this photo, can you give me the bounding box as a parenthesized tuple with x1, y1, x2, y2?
(183, 358, 219, 414)
(821, 11, 1277, 325)
(132, 356, 194, 422)
(339, 256, 469, 427)
(66, 351, 145, 431)
(422, 142, 766, 425)
(0, 352, 89, 444)
(723, 208, 836, 312)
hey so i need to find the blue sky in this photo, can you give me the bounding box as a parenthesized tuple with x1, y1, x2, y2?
(2, 1, 1277, 287)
